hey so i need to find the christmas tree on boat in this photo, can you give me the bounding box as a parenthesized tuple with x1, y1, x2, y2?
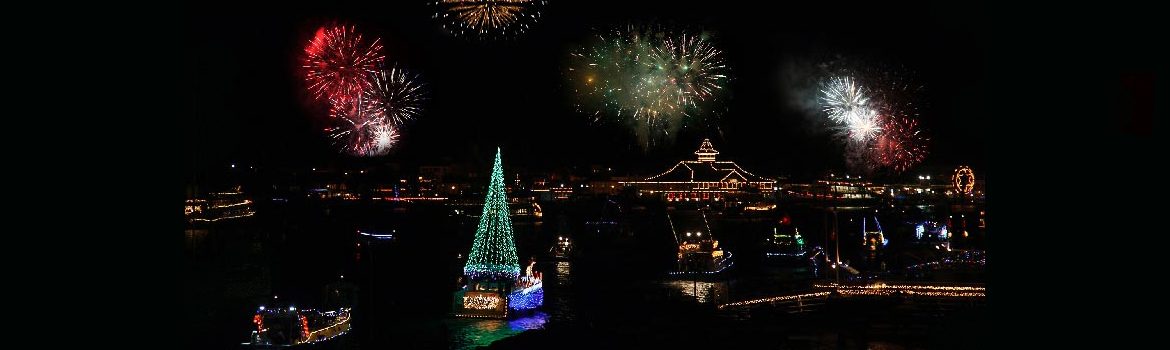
(453, 148, 543, 318)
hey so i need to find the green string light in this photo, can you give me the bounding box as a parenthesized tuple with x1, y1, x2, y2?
(463, 147, 521, 281)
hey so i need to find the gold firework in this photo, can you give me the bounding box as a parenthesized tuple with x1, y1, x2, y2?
(435, 0, 546, 38)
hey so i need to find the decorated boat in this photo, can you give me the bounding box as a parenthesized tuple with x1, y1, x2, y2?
(862, 217, 888, 251)
(453, 148, 544, 319)
(185, 185, 255, 224)
(244, 306, 351, 347)
(669, 211, 733, 276)
(551, 235, 572, 259)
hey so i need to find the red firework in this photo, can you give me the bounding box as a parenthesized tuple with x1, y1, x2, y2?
(873, 116, 928, 173)
(303, 25, 385, 103)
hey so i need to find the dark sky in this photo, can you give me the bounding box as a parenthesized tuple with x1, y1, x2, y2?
(187, 1, 987, 181)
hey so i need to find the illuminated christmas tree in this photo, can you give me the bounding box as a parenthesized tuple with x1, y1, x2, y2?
(463, 148, 521, 281)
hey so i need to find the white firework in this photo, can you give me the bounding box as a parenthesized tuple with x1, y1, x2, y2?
(821, 75, 882, 142)
(846, 109, 881, 142)
(367, 122, 399, 156)
(364, 67, 427, 126)
(821, 76, 870, 124)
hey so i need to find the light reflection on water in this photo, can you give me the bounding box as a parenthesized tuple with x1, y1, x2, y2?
(443, 261, 569, 349)
(546, 261, 575, 323)
(444, 312, 548, 350)
(663, 280, 726, 304)
(555, 261, 571, 287)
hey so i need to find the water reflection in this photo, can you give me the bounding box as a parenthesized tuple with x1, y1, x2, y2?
(555, 261, 571, 287)
(184, 229, 207, 251)
(544, 261, 575, 323)
(444, 312, 548, 350)
(663, 280, 726, 304)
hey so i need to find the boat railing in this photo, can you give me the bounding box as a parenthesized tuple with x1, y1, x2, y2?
(301, 309, 352, 344)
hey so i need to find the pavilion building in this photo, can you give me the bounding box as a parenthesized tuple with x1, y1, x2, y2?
(621, 139, 776, 202)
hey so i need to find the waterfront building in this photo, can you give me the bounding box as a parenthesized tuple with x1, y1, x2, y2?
(621, 139, 776, 203)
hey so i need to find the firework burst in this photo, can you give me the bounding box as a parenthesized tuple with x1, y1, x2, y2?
(363, 66, 427, 126)
(325, 99, 399, 157)
(568, 26, 729, 147)
(820, 75, 882, 143)
(302, 25, 385, 102)
(872, 115, 928, 173)
(820, 76, 870, 124)
(366, 121, 400, 156)
(845, 109, 881, 142)
(818, 70, 928, 173)
(433, 0, 546, 39)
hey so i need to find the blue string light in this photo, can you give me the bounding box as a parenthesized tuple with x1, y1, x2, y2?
(507, 281, 544, 311)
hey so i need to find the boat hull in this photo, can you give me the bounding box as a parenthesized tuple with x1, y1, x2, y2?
(453, 279, 544, 319)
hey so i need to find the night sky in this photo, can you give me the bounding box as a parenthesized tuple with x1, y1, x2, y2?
(187, 1, 987, 181)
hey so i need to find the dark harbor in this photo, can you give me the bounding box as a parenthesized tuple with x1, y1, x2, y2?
(185, 141, 985, 349)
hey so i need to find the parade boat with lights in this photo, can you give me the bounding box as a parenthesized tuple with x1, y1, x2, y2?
(546, 215, 574, 260)
(669, 211, 733, 277)
(185, 185, 255, 224)
(453, 149, 543, 319)
(764, 223, 808, 263)
(244, 306, 352, 348)
(551, 235, 573, 260)
(862, 217, 888, 251)
(455, 259, 545, 319)
(913, 221, 952, 250)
